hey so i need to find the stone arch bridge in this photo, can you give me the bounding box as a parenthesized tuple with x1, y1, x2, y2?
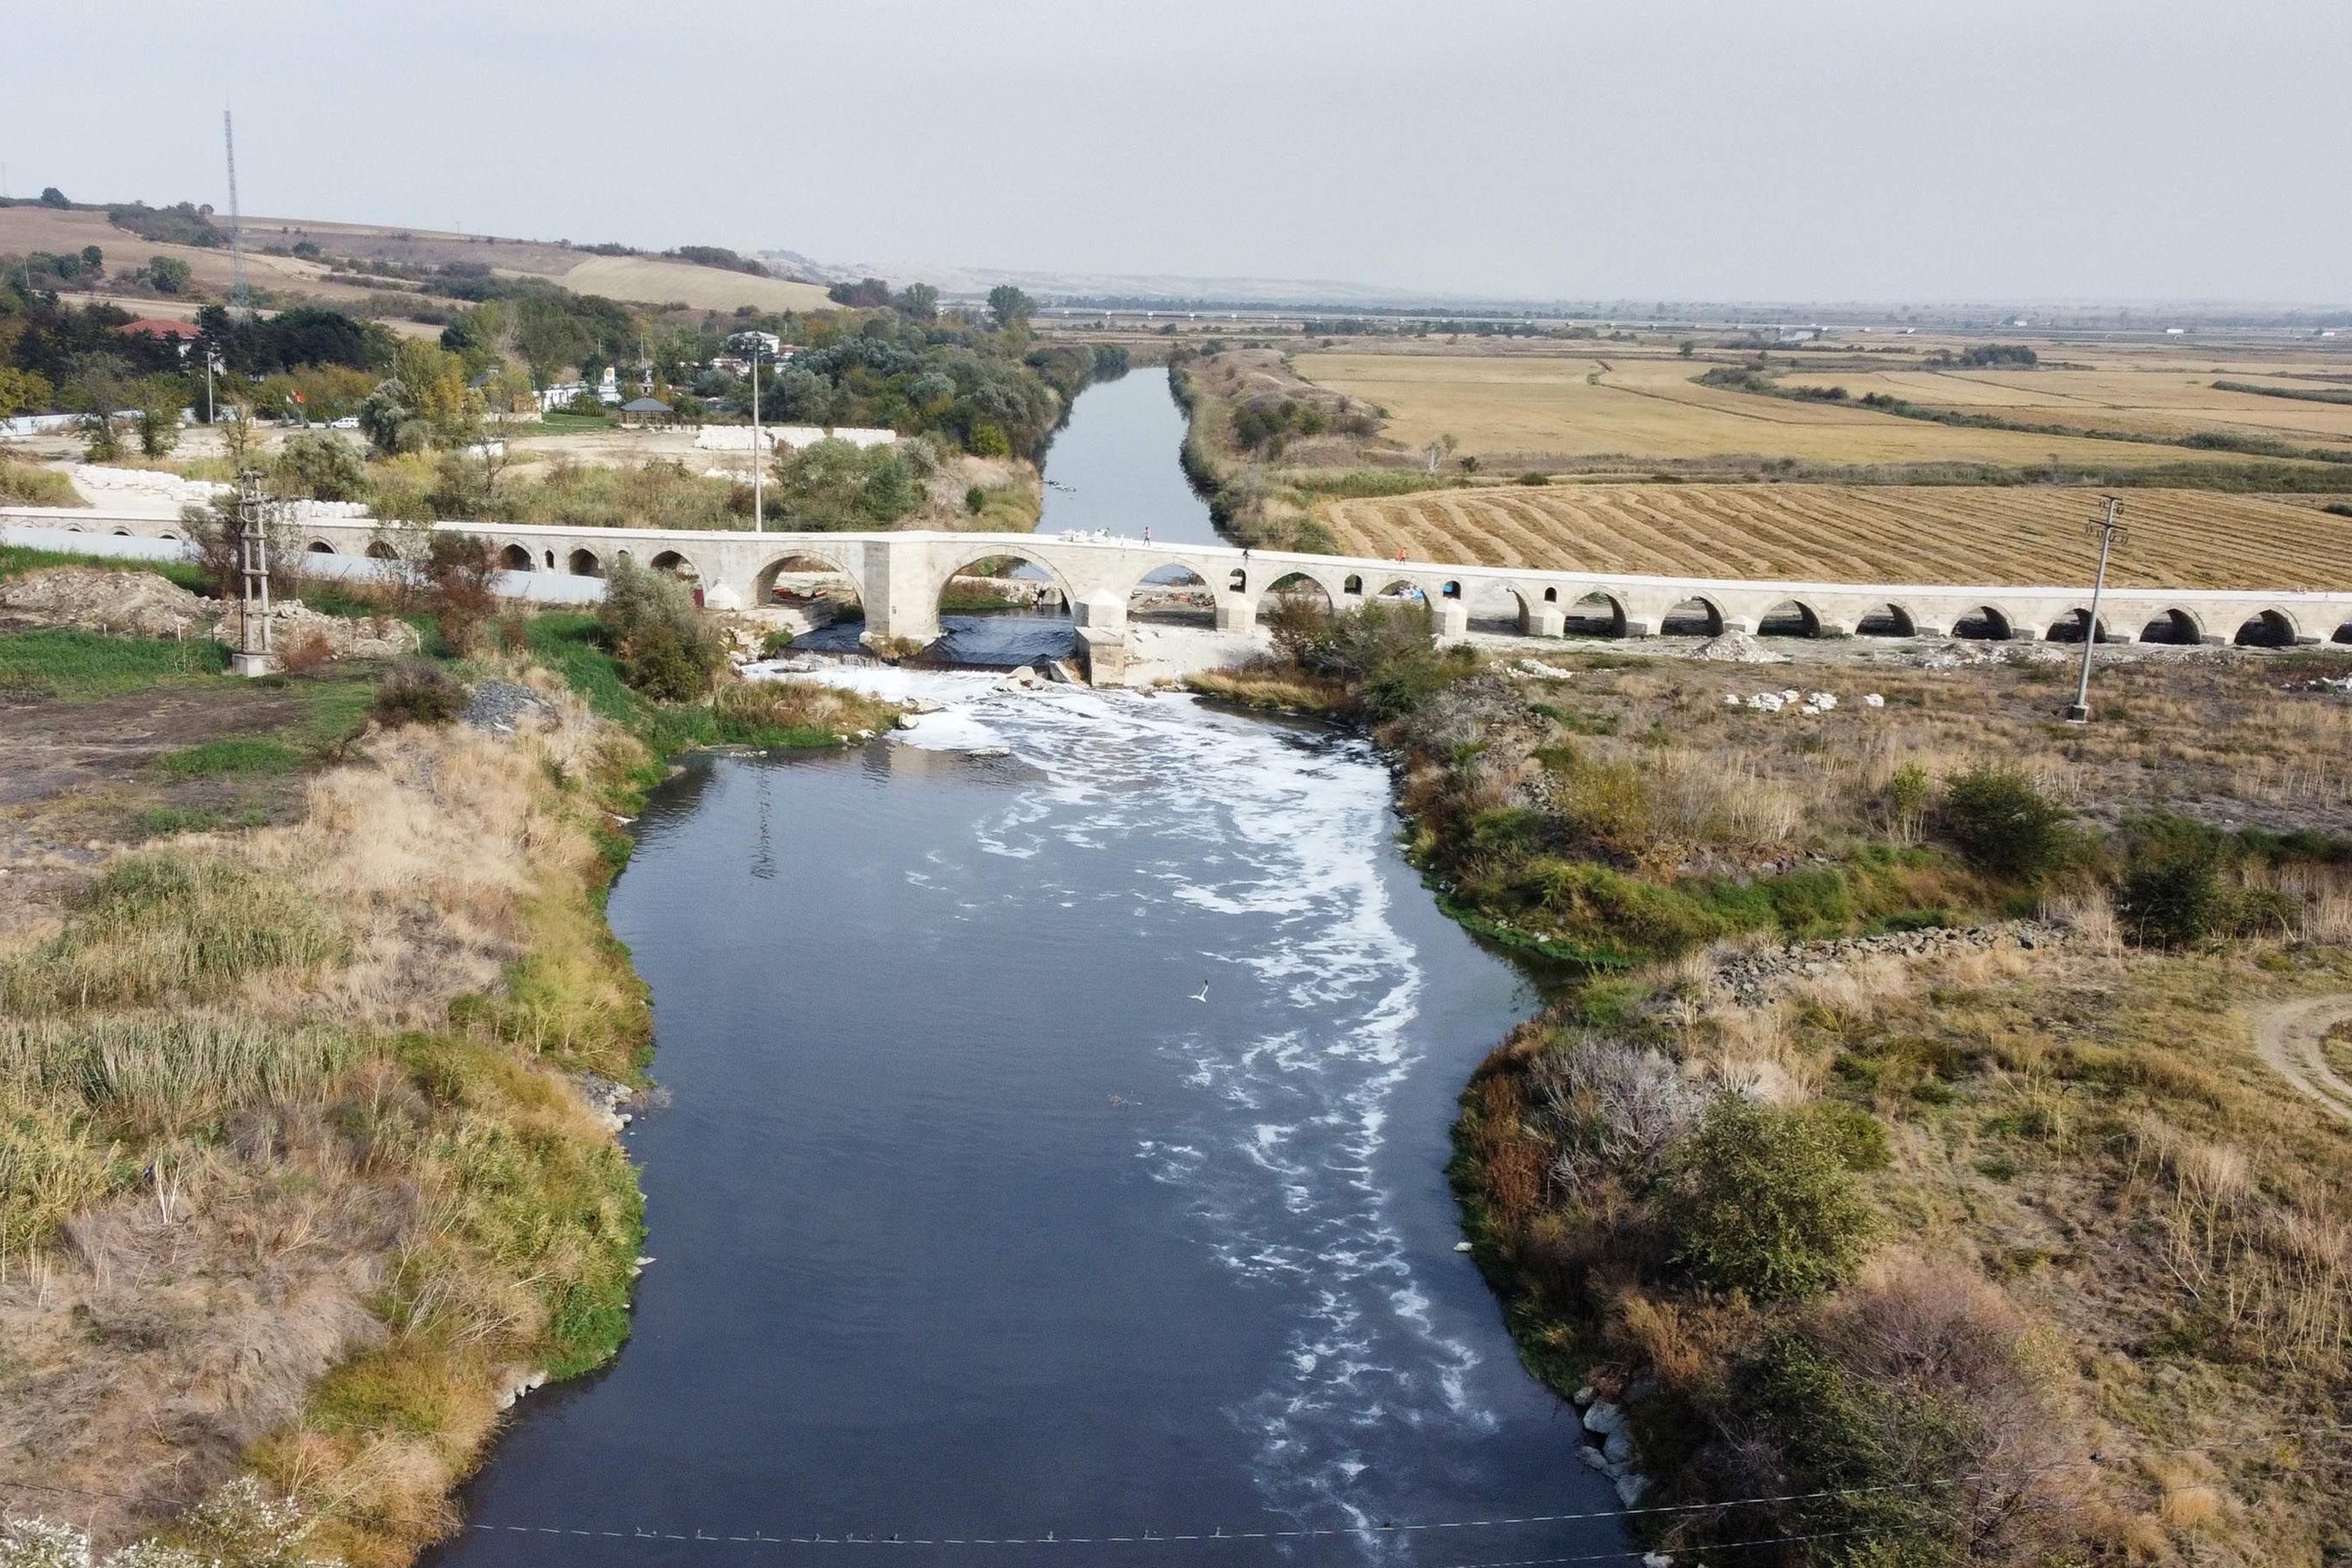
(29, 511, 2352, 666)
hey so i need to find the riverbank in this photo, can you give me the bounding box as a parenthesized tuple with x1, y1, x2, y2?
(1251, 611, 2352, 1565)
(0, 560, 898, 1567)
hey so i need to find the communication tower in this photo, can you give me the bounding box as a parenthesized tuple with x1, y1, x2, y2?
(223, 109, 252, 321)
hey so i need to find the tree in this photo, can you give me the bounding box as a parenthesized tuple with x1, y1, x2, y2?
(129, 376, 185, 456)
(826, 276, 892, 309)
(275, 431, 367, 501)
(0, 367, 54, 418)
(147, 256, 191, 294)
(39, 187, 69, 208)
(358, 378, 424, 455)
(987, 284, 1035, 332)
(894, 282, 939, 323)
(1663, 1097, 1874, 1301)
(1679, 339, 1696, 358)
(600, 557, 720, 700)
(1939, 768, 2070, 882)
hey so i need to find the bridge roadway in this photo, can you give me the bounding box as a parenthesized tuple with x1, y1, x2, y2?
(17, 508, 2352, 661)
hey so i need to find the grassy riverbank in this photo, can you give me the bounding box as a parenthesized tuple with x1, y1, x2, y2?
(1210, 607, 2352, 1565)
(0, 557, 895, 1566)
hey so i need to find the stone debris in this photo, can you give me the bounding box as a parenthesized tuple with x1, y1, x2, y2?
(219, 599, 422, 662)
(72, 462, 230, 508)
(1512, 657, 1577, 680)
(1708, 918, 2069, 1008)
(1862, 692, 1886, 707)
(0, 565, 216, 638)
(1691, 629, 1787, 663)
(463, 680, 554, 734)
(2290, 674, 2352, 693)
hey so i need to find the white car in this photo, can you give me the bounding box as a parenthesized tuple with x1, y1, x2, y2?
(329, 415, 360, 430)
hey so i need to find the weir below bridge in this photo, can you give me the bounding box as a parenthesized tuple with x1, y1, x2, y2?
(15, 509, 2352, 680)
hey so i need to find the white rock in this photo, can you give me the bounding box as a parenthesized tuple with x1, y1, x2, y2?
(1582, 1400, 1625, 1436)
(1577, 1446, 1613, 1474)
(1603, 1426, 1633, 1464)
(1863, 692, 1885, 708)
(1643, 1553, 1674, 1568)
(1571, 1385, 1595, 1406)
(1614, 1472, 1649, 1507)
(1722, 693, 1740, 706)
(1452, 1240, 1473, 1252)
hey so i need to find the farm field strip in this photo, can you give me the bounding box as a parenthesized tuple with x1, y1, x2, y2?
(1317, 484, 2352, 591)
(1293, 353, 2276, 468)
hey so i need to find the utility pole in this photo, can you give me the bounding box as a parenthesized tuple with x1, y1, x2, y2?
(2064, 496, 2126, 722)
(223, 109, 252, 323)
(229, 469, 274, 677)
(751, 340, 765, 532)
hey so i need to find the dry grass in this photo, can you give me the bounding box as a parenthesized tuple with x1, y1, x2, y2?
(0, 686, 653, 1564)
(1292, 351, 2303, 469)
(1321, 482, 2352, 591)
(552, 254, 833, 312)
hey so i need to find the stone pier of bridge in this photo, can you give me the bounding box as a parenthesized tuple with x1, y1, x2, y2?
(13, 508, 2352, 685)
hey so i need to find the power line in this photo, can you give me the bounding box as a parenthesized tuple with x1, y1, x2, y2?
(6, 1426, 2344, 1552)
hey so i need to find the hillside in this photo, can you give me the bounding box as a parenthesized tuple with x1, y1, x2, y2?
(0, 204, 832, 315)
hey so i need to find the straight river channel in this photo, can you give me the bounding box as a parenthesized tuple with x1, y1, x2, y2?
(426, 371, 1628, 1568)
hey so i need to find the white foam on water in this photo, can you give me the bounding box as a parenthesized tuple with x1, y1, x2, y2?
(774, 666, 1500, 1553)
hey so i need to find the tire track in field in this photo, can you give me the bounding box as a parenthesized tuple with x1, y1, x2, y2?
(2254, 995, 2352, 1126)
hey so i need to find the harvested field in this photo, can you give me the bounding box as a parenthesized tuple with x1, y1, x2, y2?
(1292, 353, 2272, 468)
(555, 255, 833, 312)
(0, 206, 391, 308)
(1320, 483, 2352, 590)
(1779, 362, 2352, 451)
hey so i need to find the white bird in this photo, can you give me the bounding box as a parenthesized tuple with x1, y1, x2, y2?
(1188, 980, 1210, 1002)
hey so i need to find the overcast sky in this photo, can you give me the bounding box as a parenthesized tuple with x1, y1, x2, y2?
(7, 0, 2346, 303)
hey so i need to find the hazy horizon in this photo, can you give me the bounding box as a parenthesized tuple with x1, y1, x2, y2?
(7, 0, 2348, 306)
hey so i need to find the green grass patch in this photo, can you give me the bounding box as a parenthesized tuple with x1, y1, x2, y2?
(0, 543, 212, 594)
(0, 628, 229, 699)
(149, 735, 308, 780)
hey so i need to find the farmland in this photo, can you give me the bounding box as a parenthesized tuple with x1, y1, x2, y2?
(1321, 483, 2352, 591)
(1292, 351, 2305, 470)
(0, 204, 832, 314)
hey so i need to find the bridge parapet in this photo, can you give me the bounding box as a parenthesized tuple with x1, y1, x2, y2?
(13, 508, 2352, 656)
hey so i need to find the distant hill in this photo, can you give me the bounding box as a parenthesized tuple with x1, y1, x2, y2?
(0, 202, 834, 315)
(763, 249, 1455, 309)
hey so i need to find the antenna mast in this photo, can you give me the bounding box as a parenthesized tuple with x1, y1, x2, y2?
(223, 108, 252, 321)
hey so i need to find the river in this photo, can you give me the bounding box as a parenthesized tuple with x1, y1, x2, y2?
(428, 368, 1629, 1568)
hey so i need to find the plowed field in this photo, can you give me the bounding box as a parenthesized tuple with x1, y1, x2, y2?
(1319, 484, 2352, 590)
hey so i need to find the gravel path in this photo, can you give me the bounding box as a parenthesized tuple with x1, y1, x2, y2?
(2254, 994, 2352, 1126)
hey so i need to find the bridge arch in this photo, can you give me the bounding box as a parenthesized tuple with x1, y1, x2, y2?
(1854, 602, 1917, 637)
(933, 546, 1072, 619)
(1756, 598, 1823, 638)
(2233, 608, 2299, 647)
(306, 539, 336, 555)
(2045, 608, 2114, 644)
(1342, 573, 1364, 597)
(365, 540, 399, 561)
(567, 547, 605, 578)
(499, 543, 535, 572)
(755, 549, 864, 617)
(1127, 561, 1215, 625)
(111, 526, 134, 538)
(1661, 595, 1725, 637)
(1563, 590, 1628, 637)
(2136, 608, 2204, 644)
(1257, 571, 1337, 626)
(1951, 605, 2016, 640)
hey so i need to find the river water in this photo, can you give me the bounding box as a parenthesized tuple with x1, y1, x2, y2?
(430, 367, 1628, 1568)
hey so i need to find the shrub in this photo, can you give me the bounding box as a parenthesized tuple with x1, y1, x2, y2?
(600, 557, 720, 701)
(275, 431, 368, 501)
(371, 658, 466, 727)
(965, 484, 986, 514)
(1939, 768, 2069, 882)
(277, 625, 335, 674)
(1518, 471, 1549, 486)
(424, 532, 501, 653)
(1660, 1096, 1874, 1300)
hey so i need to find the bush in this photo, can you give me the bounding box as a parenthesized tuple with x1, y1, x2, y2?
(275, 431, 368, 501)
(1939, 768, 2069, 882)
(965, 484, 987, 514)
(768, 439, 922, 530)
(600, 557, 720, 701)
(1661, 1096, 1874, 1300)
(372, 658, 466, 727)
(424, 532, 501, 654)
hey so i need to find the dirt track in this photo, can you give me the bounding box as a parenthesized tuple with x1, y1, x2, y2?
(2254, 994, 2352, 1125)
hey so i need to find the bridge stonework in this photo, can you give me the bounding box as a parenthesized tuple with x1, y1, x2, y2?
(20, 510, 2352, 677)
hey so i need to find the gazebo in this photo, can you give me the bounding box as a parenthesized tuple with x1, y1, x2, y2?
(617, 395, 675, 428)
